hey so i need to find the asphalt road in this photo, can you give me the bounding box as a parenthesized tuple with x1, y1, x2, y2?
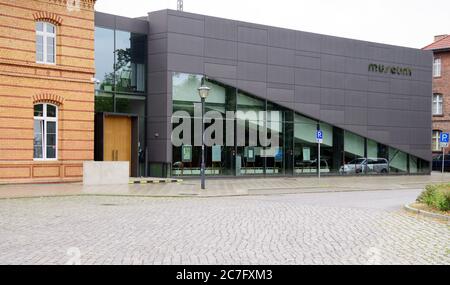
(271, 188, 424, 211)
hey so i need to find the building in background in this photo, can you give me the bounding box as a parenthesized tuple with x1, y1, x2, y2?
(423, 35, 450, 155)
(0, 0, 96, 183)
(0, 3, 433, 183)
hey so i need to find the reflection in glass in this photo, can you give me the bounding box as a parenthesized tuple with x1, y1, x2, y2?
(115, 30, 146, 94)
(95, 27, 115, 92)
(365, 139, 389, 174)
(46, 121, 56, 159)
(95, 27, 147, 95)
(237, 92, 265, 175)
(294, 114, 321, 174)
(36, 22, 44, 32)
(46, 24, 55, 33)
(389, 147, 408, 173)
(172, 75, 229, 176)
(47, 104, 56, 117)
(34, 104, 43, 117)
(95, 94, 114, 113)
(94, 27, 147, 173)
(170, 72, 430, 177)
(409, 156, 430, 174)
(36, 35, 44, 62)
(342, 131, 365, 174)
(47, 37, 55, 63)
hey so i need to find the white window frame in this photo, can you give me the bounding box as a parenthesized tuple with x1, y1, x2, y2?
(432, 130, 441, 152)
(432, 93, 443, 115)
(433, 57, 441, 77)
(36, 22, 56, 65)
(34, 103, 58, 161)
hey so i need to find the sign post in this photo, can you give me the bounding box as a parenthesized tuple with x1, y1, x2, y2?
(316, 130, 323, 179)
(440, 133, 449, 173)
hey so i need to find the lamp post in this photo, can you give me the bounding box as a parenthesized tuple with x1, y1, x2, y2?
(198, 83, 210, 189)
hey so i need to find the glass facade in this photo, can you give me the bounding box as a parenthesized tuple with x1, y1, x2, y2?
(95, 27, 146, 95)
(172, 73, 235, 176)
(237, 92, 266, 175)
(94, 26, 147, 174)
(171, 72, 430, 176)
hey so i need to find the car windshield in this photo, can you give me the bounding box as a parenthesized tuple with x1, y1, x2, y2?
(348, 158, 365, 164)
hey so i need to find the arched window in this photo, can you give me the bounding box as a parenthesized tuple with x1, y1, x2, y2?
(36, 21, 56, 64)
(34, 103, 58, 160)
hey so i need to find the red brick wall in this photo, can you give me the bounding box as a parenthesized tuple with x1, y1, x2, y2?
(432, 51, 450, 155)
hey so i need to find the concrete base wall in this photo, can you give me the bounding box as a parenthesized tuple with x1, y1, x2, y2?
(83, 162, 129, 185)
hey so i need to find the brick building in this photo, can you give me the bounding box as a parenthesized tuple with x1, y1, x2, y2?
(423, 35, 450, 155)
(0, 0, 96, 183)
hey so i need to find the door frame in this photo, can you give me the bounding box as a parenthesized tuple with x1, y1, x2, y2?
(94, 112, 139, 177)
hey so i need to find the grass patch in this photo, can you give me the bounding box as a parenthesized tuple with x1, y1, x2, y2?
(410, 202, 450, 216)
(417, 184, 450, 212)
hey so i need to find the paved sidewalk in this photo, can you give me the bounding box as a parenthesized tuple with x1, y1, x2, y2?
(1, 172, 450, 199)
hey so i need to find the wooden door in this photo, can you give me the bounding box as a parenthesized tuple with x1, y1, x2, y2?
(104, 116, 131, 162)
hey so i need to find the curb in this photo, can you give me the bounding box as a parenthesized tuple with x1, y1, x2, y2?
(129, 179, 183, 184)
(0, 188, 426, 201)
(404, 204, 449, 222)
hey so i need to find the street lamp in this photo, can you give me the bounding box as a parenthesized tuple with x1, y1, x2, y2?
(198, 83, 210, 190)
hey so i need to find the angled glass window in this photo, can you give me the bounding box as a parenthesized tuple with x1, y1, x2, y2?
(344, 131, 364, 158)
(342, 131, 365, 174)
(170, 73, 429, 177)
(294, 114, 319, 174)
(389, 147, 407, 173)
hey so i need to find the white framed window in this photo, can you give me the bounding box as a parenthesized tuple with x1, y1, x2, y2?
(432, 93, 443, 115)
(433, 57, 441, 77)
(432, 130, 441, 151)
(34, 103, 58, 160)
(36, 22, 56, 64)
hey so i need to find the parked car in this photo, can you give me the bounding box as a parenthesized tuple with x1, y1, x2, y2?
(432, 154, 450, 171)
(340, 158, 389, 174)
(295, 158, 329, 170)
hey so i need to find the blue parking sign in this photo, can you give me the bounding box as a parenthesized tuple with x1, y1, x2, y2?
(316, 130, 323, 139)
(316, 130, 323, 143)
(440, 133, 449, 143)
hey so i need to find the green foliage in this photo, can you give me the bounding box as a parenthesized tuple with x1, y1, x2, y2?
(417, 184, 450, 211)
(95, 96, 113, 113)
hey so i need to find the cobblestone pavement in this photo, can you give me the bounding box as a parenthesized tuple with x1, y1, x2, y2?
(0, 192, 448, 265)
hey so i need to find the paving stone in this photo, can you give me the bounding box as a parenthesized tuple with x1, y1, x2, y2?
(0, 194, 448, 265)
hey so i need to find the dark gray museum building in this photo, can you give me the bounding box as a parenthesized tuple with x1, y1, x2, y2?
(94, 9, 433, 178)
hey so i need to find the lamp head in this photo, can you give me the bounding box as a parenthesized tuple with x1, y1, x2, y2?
(198, 85, 211, 99)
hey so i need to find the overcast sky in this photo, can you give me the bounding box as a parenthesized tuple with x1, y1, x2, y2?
(95, 0, 449, 49)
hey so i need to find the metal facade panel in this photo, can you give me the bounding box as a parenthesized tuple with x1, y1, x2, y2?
(144, 9, 432, 161)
